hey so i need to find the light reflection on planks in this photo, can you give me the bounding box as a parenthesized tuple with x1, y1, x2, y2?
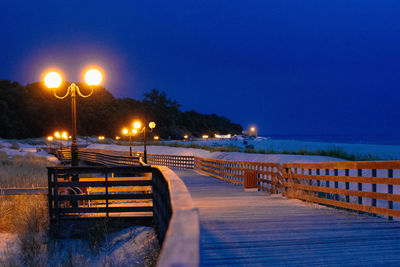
(175, 169, 400, 266)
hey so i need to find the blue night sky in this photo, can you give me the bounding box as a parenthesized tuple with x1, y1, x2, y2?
(1, 1, 400, 137)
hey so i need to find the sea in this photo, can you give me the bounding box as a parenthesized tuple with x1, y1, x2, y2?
(264, 134, 400, 146)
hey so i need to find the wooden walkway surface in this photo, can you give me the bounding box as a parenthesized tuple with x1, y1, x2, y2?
(174, 169, 400, 266)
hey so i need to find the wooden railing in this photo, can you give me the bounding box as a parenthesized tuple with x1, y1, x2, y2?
(139, 153, 195, 169)
(47, 166, 153, 232)
(283, 161, 400, 219)
(195, 157, 282, 193)
(47, 165, 199, 266)
(79, 148, 141, 166)
(48, 148, 400, 219)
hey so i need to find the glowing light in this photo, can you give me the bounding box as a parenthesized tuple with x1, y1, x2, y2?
(250, 127, 256, 132)
(116, 136, 120, 140)
(122, 128, 128, 135)
(184, 135, 188, 139)
(47, 136, 53, 141)
(44, 72, 62, 88)
(215, 134, 232, 139)
(54, 131, 60, 139)
(154, 136, 159, 140)
(132, 129, 138, 134)
(149, 122, 156, 129)
(98, 136, 105, 140)
(133, 121, 141, 129)
(62, 131, 68, 140)
(85, 69, 102, 86)
(202, 135, 209, 139)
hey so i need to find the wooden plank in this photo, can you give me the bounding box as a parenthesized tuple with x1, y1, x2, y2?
(56, 193, 153, 201)
(291, 173, 400, 185)
(58, 206, 153, 213)
(56, 180, 152, 187)
(283, 182, 400, 202)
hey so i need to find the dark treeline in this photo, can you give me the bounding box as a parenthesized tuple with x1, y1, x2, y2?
(0, 80, 242, 139)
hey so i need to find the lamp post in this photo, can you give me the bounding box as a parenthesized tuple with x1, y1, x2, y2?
(47, 136, 53, 150)
(122, 127, 138, 156)
(54, 131, 62, 151)
(133, 121, 156, 164)
(44, 68, 102, 166)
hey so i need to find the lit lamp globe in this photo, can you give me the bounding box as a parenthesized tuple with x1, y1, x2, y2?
(62, 131, 68, 140)
(85, 69, 102, 86)
(133, 121, 141, 129)
(44, 72, 62, 88)
(54, 131, 61, 139)
(122, 128, 129, 135)
(149, 122, 156, 129)
(132, 129, 138, 134)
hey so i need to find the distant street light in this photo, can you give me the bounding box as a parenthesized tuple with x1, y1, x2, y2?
(154, 136, 159, 141)
(133, 121, 156, 164)
(54, 131, 63, 150)
(47, 136, 53, 150)
(44, 68, 102, 166)
(184, 134, 189, 141)
(202, 135, 209, 139)
(122, 127, 138, 156)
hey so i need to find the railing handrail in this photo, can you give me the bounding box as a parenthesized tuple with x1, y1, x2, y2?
(153, 166, 199, 267)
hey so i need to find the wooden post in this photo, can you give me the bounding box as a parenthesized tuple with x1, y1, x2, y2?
(316, 169, 321, 198)
(371, 169, 377, 216)
(325, 169, 329, 199)
(334, 169, 339, 201)
(105, 168, 109, 219)
(388, 169, 393, 220)
(357, 169, 362, 206)
(345, 169, 350, 203)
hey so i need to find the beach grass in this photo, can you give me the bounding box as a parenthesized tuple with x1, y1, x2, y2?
(0, 152, 56, 188)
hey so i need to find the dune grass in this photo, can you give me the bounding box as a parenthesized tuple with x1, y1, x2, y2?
(0, 152, 56, 188)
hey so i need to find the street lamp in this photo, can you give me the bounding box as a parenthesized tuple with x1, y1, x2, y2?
(133, 121, 156, 164)
(44, 68, 102, 166)
(122, 127, 138, 156)
(47, 136, 53, 150)
(54, 131, 63, 150)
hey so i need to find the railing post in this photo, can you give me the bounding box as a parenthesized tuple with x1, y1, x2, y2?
(334, 169, 338, 201)
(345, 169, 350, 203)
(371, 169, 377, 216)
(325, 169, 329, 199)
(388, 169, 393, 220)
(357, 169, 362, 206)
(105, 167, 109, 219)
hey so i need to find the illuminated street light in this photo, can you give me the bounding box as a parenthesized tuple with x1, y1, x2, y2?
(132, 120, 156, 164)
(154, 136, 159, 140)
(133, 121, 141, 129)
(44, 72, 62, 88)
(44, 68, 102, 166)
(47, 136, 53, 150)
(202, 135, 209, 139)
(122, 126, 138, 156)
(184, 134, 188, 140)
(85, 69, 102, 86)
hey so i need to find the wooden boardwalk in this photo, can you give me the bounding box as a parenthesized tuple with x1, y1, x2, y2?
(175, 169, 400, 266)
